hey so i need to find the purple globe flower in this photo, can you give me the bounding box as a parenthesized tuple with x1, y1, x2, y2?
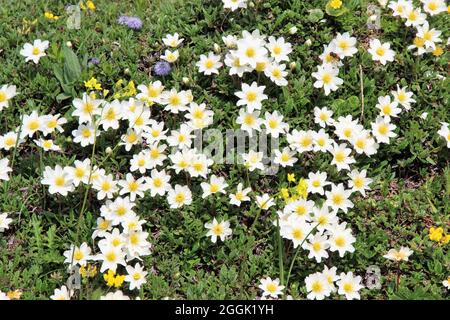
(117, 15, 143, 30)
(89, 57, 100, 65)
(154, 61, 172, 76)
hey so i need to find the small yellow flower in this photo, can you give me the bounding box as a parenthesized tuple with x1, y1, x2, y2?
(287, 173, 296, 183)
(103, 269, 116, 287)
(7, 290, 23, 300)
(280, 188, 289, 200)
(329, 0, 343, 9)
(86, 0, 96, 11)
(429, 227, 443, 242)
(295, 178, 308, 199)
(432, 46, 444, 57)
(114, 274, 125, 288)
(81, 264, 98, 278)
(84, 77, 102, 91)
(441, 234, 450, 245)
(44, 12, 59, 21)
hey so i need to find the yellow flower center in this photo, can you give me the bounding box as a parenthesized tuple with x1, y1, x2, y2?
(210, 183, 219, 193)
(268, 119, 278, 129)
(312, 180, 321, 188)
(354, 177, 364, 189)
(245, 47, 255, 58)
(129, 181, 139, 192)
(116, 206, 126, 216)
(81, 128, 91, 138)
(55, 176, 65, 187)
(243, 114, 255, 126)
(335, 151, 345, 162)
(0, 92, 6, 102)
(321, 73, 332, 84)
(335, 236, 346, 247)
(133, 273, 142, 281)
(266, 283, 277, 293)
(28, 120, 40, 131)
(153, 178, 162, 188)
(382, 104, 392, 115)
(312, 281, 323, 293)
(212, 224, 223, 235)
(105, 251, 117, 262)
(332, 194, 344, 206)
(375, 47, 385, 56)
(414, 37, 425, 47)
(292, 228, 303, 240)
(32, 47, 40, 55)
(175, 193, 185, 203)
(246, 91, 257, 102)
(150, 149, 160, 159)
(343, 283, 353, 293)
(74, 250, 84, 261)
(205, 59, 215, 69)
(273, 46, 282, 55)
(378, 124, 389, 135)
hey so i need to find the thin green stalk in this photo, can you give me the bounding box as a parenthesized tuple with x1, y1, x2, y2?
(285, 223, 319, 288)
(276, 215, 284, 285)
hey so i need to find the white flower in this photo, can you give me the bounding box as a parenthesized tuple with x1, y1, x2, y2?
(50, 285, 72, 300)
(334, 115, 363, 142)
(329, 143, 356, 172)
(41, 165, 74, 196)
(388, 0, 413, 17)
(147, 169, 171, 197)
(161, 49, 179, 63)
(321, 265, 340, 292)
(0, 131, 21, 151)
(263, 111, 289, 138)
(167, 124, 194, 149)
(325, 183, 354, 213)
(280, 216, 313, 248)
(332, 32, 358, 58)
(0, 291, 10, 300)
(376, 95, 401, 120)
(34, 138, 61, 152)
(118, 173, 149, 201)
(371, 116, 397, 144)
(196, 52, 223, 75)
(201, 174, 228, 198)
(72, 123, 98, 146)
(368, 39, 395, 65)
(162, 33, 184, 48)
(136, 82, 164, 104)
(267, 36, 292, 62)
(187, 151, 213, 178)
(236, 33, 268, 68)
(312, 64, 343, 95)
(383, 246, 413, 261)
(242, 150, 264, 172)
(350, 130, 378, 156)
(93, 174, 118, 200)
(101, 100, 123, 130)
(72, 93, 103, 123)
(235, 82, 267, 112)
(41, 113, 67, 136)
(305, 234, 330, 263)
(20, 39, 49, 64)
(391, 85, 415, 110)
(287, 129, 314, 153)
(258, 277, 284, 298)
(256, 193, 275, 210)
(437, 122, 450, 148)
(442, 276, 450, 289)
(312, 206, 338, 233)
(224, 51, 252, 77)
(98, 245, 126, 273)
(185, 102, 214, 130)
(125, 263, 148, 290)
(21, 110, 43, 138)
(236, 108, 262, 136)
(285, 199, 315, 220)
(167, 184, 192, 208)
(273, 147, 297, 167)
(205, 218, 232, 243)
(404, 7, 427, 27)
(222, 35, 238, 48)
(0, 84, 17, 111)
(229, 183, 251, 206)
(347, 169, 373, 196)
(313, 129, 333, 152)
(63, 242, 91, 267)
(327, 222, 356, 257)
(0, 158, 12, 181)
(314, 106, 334, 128)
(305, 272, 332, 300)
(222, 0, 247, 11)
(307, 171, 330, 195)
(421, 0, 447, 15)
(0, 212, 12, 232)
(160, 89, 189, 114)
(100, 291, 130, 300)
(416, 22, 442, 49)
(265, 63, 288, 86)
(336, 272, 364, 300)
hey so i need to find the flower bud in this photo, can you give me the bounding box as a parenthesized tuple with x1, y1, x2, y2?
(305, 39, 312, 46)
(289, 26, 298, 35)
(213, 43, 221, 54)
(66, 41, 72, 48)
(105, 147, 113, 155)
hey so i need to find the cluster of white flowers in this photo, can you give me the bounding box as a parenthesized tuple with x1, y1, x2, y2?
(161, 32, 184, 63)
(388, 0, 444, 55)
(222, 0, 248, 12)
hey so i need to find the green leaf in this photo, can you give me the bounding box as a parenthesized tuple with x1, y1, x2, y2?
(62, 46, 82, 83)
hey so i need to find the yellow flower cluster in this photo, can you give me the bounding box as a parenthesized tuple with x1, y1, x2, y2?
(80, 1, 96, 11)
(44, 12, 59, 21)
(84, 77, 102, 91)
(429, 227, 450, 245)
(103, 269, 125, 288)
(113, 79, 137, 99)
(79, 264, 98, 278)
(280, 174, 309, 203)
